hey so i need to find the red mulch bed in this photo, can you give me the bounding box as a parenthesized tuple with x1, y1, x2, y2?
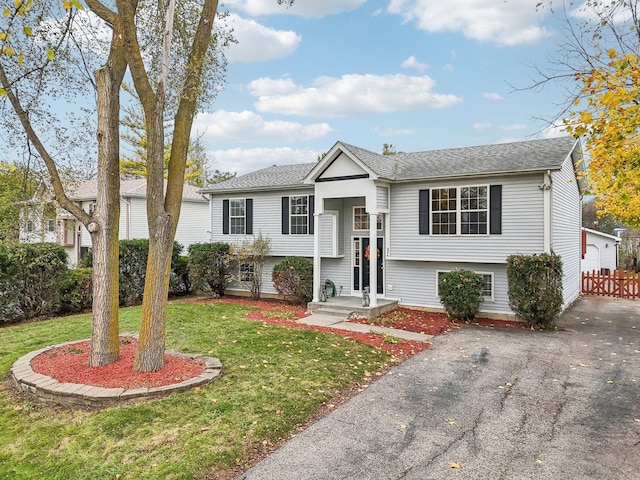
(30, 337, 205, 389)
(348, 306, 528, 335)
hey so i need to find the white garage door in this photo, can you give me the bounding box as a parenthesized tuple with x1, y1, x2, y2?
(582, 244, 600, 273)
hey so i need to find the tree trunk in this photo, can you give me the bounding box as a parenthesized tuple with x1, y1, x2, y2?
(88, 33, 127, 367)
(133, 84, 171, 372)
(133, 215, 173, 372)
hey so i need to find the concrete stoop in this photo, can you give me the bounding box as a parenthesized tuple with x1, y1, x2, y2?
(308, 297, 399, 319)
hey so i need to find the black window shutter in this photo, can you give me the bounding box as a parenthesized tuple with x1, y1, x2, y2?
(281, 196, 289, 234)
(222, 199, 229, 234)
(418, 189, 430, 235)
(308, 195, 315, 234)
(246, 198, 253, 235)
(490, 185, 502, 235)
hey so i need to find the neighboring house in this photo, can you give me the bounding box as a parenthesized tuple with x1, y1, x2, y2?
(20, 178, 209, 266)
(581, 227, 621, 274)
(200, 137, 586, 318)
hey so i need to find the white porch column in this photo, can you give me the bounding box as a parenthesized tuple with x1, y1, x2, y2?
(369, 212, 378, 307)
(312, 212, 321, 302)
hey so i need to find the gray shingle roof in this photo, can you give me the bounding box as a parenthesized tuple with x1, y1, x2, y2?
(200, 137, 579, 193)
(391, 136, 578, 180)
(199, 162, 316, 193)
(339, 136, 578, 180)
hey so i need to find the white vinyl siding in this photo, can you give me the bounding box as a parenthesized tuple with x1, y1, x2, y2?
(320, 211, 339, 258)
(551, 154, 582, 308)
(385, 260, 511, 316)
(389, 174, 545, 263)
(209, 189, 314, 257)
(376, 185, 389, 210)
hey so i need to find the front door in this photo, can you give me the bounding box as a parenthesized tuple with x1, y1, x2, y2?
(353, 237, 383, 294)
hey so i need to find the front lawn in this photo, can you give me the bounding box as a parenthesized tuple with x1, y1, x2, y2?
(0, 300, 390, 479)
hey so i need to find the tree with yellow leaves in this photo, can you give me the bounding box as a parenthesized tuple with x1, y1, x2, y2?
(565, 50, 640, 228)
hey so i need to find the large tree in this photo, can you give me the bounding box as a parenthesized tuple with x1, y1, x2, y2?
(0, 2, 125, 366)
(532, 1, 640, 227)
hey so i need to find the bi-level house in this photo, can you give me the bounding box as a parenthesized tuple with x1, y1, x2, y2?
(20, 178, 210, 266)
(201, 136, 585, 318)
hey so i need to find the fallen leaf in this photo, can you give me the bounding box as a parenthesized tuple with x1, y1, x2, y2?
(400, 424, 407, 429)
(448, 462, 461, 469)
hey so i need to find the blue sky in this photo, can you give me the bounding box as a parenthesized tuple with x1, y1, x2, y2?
(192, 0, 576, 176)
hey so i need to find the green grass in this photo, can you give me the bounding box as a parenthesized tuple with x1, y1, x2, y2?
(0, 301, 390, 479)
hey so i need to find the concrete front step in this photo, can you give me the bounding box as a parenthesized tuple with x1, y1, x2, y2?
(308, 299, 399, 319)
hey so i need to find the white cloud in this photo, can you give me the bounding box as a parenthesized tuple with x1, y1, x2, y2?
(225, 14, 301, 63)
(569, 0, 632, 24)
(499, 123, 528, 131)
(374, 126, 416, 137)
(224, 0, 366, 18)
(208, 147, 320, 175)
(473, 122, 492, 131)
(38, 9, 111, 56)
(193, 110, 333, 142)
(482, 92, 503, 100)
(387, 0, 551, 46)
(541, 121, 568, 138)
(248, 73, 462, 117)
(401, 55, 429, 72)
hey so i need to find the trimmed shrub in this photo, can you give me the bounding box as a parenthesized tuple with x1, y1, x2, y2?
(272, 256, 313, 305)
(188, 243, 234, 296)
(170, 255, 192, 296)
(438, 269, 485, 321)
(83, 239, 183, 305)
(507, 253, 563, 329)
(60, 268, 93, 314)
(0, 242, 68, 322)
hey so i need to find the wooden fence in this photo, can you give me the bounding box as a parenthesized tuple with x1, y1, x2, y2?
(581, 269, 640, 299)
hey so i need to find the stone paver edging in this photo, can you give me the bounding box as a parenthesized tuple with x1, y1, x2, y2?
(9, 338, 222, 409)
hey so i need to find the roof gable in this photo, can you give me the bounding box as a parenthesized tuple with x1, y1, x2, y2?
(316, 151, 369, 181)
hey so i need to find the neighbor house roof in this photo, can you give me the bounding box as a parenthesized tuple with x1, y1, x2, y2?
(201, 136, 582, 193)
(64, 178, 206, 202)
(582, 227, 621, 242)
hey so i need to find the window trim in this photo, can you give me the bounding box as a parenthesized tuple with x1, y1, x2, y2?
(229, 198, 246, 235)
(430, 185, 489, 236)
(352, 206, 383, 232)
(289, 194, 309, 235)
(436, 270, 494, 302)
(239, 262, 255, 282)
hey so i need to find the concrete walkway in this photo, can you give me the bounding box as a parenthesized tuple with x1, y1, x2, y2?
(297, 312, 433, 343)
(239, 296, 640, 480)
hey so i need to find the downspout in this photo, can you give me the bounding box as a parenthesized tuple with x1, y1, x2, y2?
(123, 197, 131, 239)
(541, 170, 552, 253)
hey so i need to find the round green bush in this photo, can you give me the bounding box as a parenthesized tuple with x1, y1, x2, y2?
(272, 256, 313, 305)
(438, 269, 485, 321)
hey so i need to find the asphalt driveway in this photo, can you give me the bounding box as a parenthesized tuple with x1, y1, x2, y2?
(239, 296, 640, 480)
